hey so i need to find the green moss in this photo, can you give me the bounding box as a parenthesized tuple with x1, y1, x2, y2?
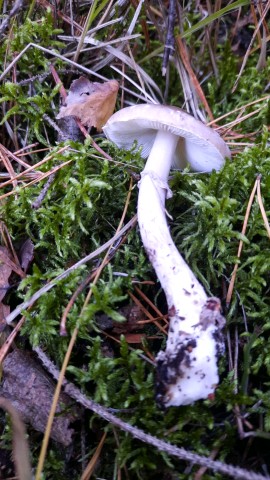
(0, 4, 270, 479)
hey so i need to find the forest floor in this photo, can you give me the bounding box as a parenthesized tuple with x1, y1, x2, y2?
(0, 1, 270, 479)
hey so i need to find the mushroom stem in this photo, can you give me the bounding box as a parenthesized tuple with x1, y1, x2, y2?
(141, 129, 179, 180)
(137, 131, 225, 407)
(103, 104, 228, 407)
(138, 130, 207, 334)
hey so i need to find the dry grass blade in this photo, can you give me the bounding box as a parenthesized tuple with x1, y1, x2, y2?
(72, 0, 100, 66)
(0, 159, 73, 201)
(175, 35, 214, 121)
(0, 145, 17, 190)
(110, 65, 159, 103)
(129, 290, 168, 335)
(226, 177, 258, 307)
(0, 397, 32, 480)
(256, 175, 270, 239)
(207, 94, 270, 126)
(80, 432, 107, 480)
(82, 37, 162, 101)
(232, 0, 270, 92)
(0, 145, 69, 190)
(0, 43, 108, 83)
(0, 317, 25, 364)
(215, 106, 264, 134)
(35, 326, 77, 479)
(226, 173, 270, 307)
(61, 33, 141, 52)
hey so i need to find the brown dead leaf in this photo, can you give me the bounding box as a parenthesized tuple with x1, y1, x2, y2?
(57, 77, 119, 131)
(19, 238, 34, 272)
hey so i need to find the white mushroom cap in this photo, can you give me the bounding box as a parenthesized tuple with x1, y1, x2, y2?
(103, 104, 231, 172)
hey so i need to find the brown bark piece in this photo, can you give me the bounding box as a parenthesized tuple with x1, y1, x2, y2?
(57, 77, 119, 131)
(0, 350, 80, 446)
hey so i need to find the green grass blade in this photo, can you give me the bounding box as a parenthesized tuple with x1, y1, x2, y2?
(180, 0, 250, 39)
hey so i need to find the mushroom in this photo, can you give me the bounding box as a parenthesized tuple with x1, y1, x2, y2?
(103, 104, 230, 407)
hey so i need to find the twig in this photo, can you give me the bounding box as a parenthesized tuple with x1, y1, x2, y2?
(0, 0, 24, 37)
(33, 346, 270, 480)
(162, 0, 176, 76)
(31, 173, 55, 209)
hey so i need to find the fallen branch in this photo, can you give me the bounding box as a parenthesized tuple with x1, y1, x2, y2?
(34, 346, 269, 480)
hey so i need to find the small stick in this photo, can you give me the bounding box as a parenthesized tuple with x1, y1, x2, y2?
(33, 346, 270, 480)
(0, 0, 23, 37)
(31, 173, 55, 209)
(194, 442, 223, 480)
(162, 0, 176, 76)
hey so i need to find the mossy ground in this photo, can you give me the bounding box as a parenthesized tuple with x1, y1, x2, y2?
(0, 2, 269, 479)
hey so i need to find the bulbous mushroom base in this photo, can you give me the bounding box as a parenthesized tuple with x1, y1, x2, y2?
(156, 299, 225, 407)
